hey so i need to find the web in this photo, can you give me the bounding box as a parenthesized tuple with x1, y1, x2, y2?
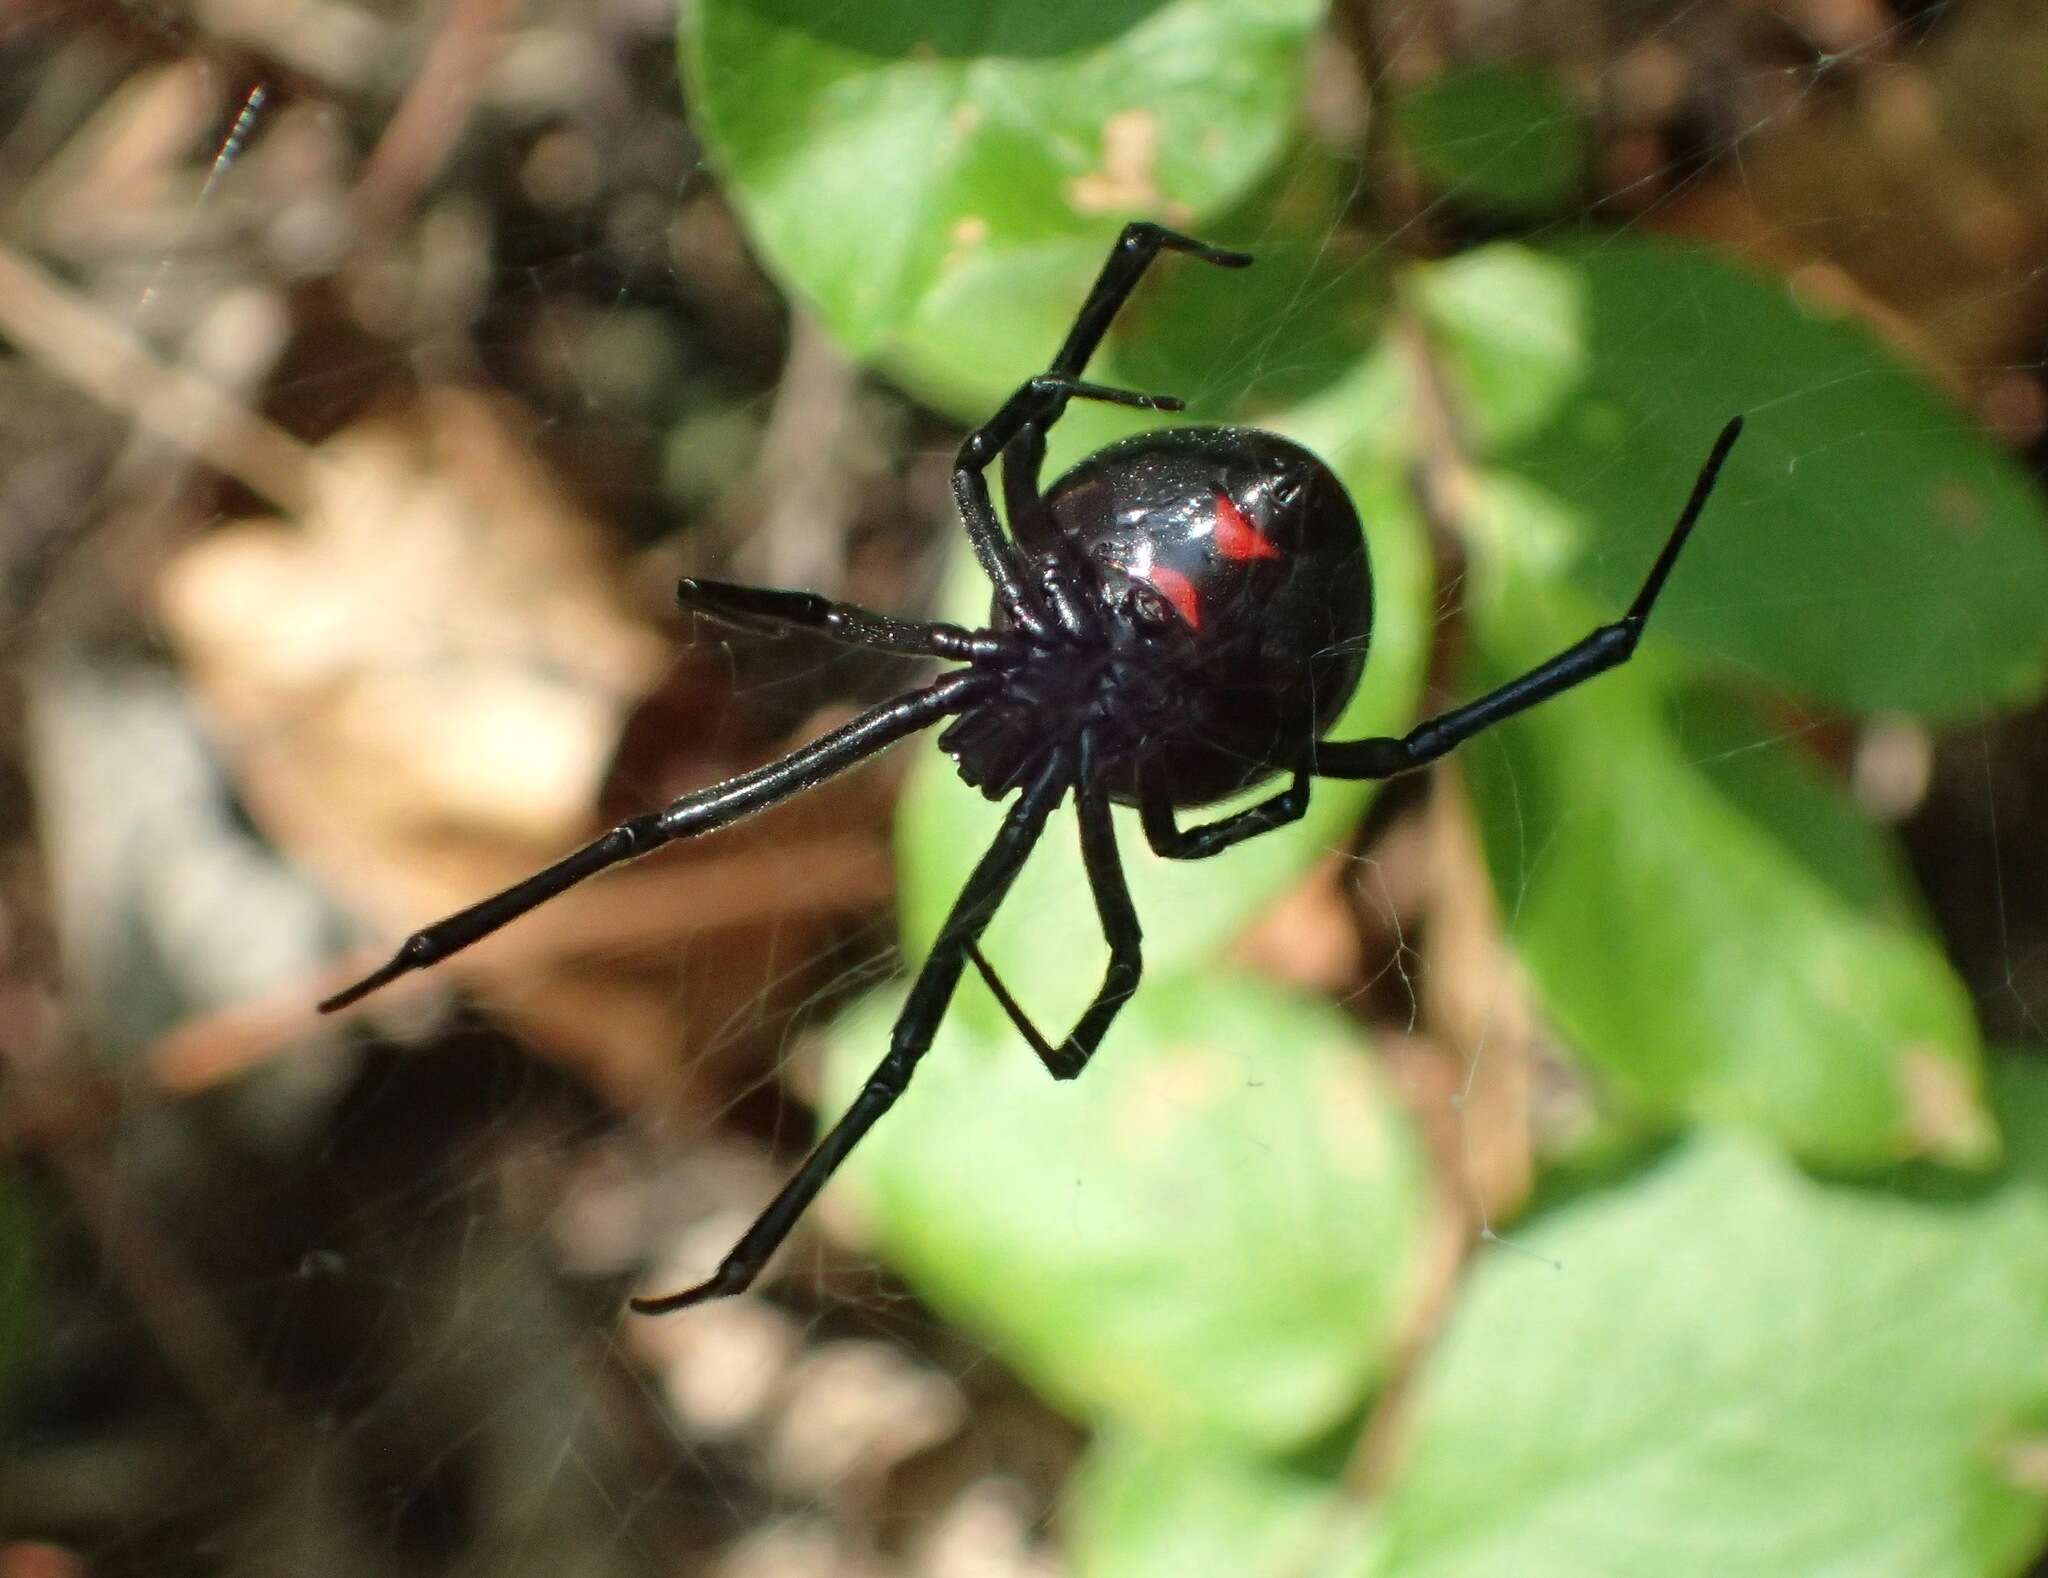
(2, 2, 2045, 1575)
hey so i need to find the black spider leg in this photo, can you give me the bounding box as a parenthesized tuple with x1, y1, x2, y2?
(1001, 221, 1255, 526)
(1140, 759, 1312, 861)
(676, 577, 1016, 662)
(630, 749, 1072, 1314)
(1051, 222, 1254, 379)
(1313, 415, 1745, 782)
(318, 670, 995, 1013)
(969, 222, 1255, 636)
(964, 730, 1142, 1079)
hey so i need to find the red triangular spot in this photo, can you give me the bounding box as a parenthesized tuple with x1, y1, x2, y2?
(1142, 564, 1201, 629)
(1212, 490, 1282, 563)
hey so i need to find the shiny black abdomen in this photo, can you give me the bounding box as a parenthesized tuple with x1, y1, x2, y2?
(1020, 426, 1373, 807)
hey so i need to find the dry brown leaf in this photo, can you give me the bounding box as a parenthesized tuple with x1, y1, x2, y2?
(154, 387, 916, 1115)
(157, 385, 669, 929)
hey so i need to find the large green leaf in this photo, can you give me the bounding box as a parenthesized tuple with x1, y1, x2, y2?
(1354, 1131, 2048, 1578)
(684, 0, 1327, 355)
(819, 972, 1429, 1449)
(896, 446, 1430, 1028)
(1416, 239, 2048, 715)
(1066, 1082, 2048, 1578)
(1459, 542, 1989, 1167)
(1989, 1054, 2048, 1197)
(1391, 63, 1588, 216)
(1069, 1431, 1361, 1578)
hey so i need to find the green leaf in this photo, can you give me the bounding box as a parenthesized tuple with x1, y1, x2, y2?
(1415, 238, 2048, 715)
(684, 0, 1328, 355)
(819, 971, 1430, 1449)
(1355, 1133, 2048, 1578)
(1989, 1055, 2048, 1198)
(1459, 534, 1989, 1168)
(1391, 64, 1588, 216)
(897, 443, 1430, 1025)
(1069, 1431, 1363, 1578)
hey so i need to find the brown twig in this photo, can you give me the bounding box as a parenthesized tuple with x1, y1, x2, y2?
(351, 0, 515, 230)
(0, 240, 314, 513)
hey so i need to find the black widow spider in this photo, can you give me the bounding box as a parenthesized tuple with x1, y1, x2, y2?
(320, 222, 1743, 1315)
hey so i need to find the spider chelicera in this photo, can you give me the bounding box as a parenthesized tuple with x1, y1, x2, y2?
(321, 222, 1743, 1315)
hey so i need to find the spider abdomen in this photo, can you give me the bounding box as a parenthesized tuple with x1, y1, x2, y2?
(1029, 426, 1373, 807)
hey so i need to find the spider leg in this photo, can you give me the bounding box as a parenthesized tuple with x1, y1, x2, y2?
(677, 577, 1013, 662)
(1139, 762, 1311, 860)
(1000, 223, 1251, 521)
(963, 732, 1142, 1080)
(630, 751, 1072, 1314)
(958, 375, 1186, 639)
(319, 670, 994, 1013)
(1000, 419, 1049, 540)
(1314, 417, 1744, 781)
(1050, 221, 1253, 380)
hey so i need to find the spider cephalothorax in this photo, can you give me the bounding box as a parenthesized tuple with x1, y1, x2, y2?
(320, 222, 1743, 1317)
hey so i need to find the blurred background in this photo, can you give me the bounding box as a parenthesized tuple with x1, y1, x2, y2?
(3, 1, 2047, 1574)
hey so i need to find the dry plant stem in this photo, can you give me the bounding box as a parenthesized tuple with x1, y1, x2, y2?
(36, 1134, 307, 1470)
(1384, 291, 1541, 1222)
(0, 241, 314, 513)
(1331, 1132, 1472, 1497)
(352, 0, 514, 228)
(734, 309, 858, 593)
(1390, 292, 1539, 1221)
(1346, 807, 1433, 992)
(1306, 307, 1540, 1524)
(1318, 786, 1540, 1528)
(1259, 1036, 1473, 1578)
(1391, 290, 1481, 536)
(1421, 771, 1535, 1223)
(1228, 849, 1365, 994)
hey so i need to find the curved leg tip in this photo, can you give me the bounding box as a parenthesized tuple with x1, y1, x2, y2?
(318, 954, 409, 1014)
(1135, 222, 1254, 269)
(629, 1262, 750, 1316)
